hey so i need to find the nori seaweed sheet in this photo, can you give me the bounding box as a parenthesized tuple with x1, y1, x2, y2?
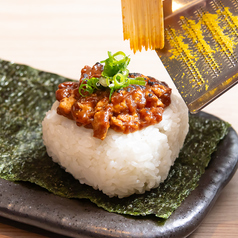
(0, 59, 230, 219)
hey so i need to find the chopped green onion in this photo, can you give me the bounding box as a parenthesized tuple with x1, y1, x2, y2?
(113, 73, 127, 89)
(78, 78, 99, 96)
(78, 51, 146, 99)
(101, 51, 130, 77)
(128, 77, 146, 86)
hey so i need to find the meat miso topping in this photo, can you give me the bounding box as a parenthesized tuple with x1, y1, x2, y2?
(56, 63, 171, 140)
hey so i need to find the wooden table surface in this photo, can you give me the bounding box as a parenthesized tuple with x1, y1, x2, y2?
(0, 0, 237, 237)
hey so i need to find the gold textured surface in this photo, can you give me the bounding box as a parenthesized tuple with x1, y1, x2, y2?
(157, 0, 238, 113)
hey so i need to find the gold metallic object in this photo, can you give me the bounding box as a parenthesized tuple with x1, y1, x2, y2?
(156, 0, 238, 113)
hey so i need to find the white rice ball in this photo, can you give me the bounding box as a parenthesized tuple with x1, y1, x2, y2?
(42, 93, 189, 198)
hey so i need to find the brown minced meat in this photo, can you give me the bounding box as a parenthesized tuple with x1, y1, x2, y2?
(56, 63, 172, 140)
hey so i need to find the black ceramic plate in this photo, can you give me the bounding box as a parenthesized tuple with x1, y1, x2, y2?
(0, 112, 237, 238)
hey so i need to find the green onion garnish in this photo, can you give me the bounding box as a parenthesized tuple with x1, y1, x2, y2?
(78, 78, 99, 97)
(79, 51, 146, 99)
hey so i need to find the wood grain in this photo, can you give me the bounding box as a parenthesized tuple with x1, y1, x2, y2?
(0, 0, 237, 237)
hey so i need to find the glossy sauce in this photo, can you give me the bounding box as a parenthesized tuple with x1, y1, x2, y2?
(56, 63, 171, 140)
